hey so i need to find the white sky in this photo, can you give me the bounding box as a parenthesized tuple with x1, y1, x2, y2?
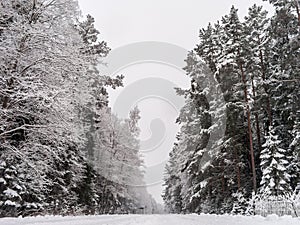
(77, 0, 273, 204)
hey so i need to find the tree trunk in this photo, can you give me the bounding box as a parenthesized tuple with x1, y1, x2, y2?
(251, 77, 263, 155)
(238, 52, 257, 192)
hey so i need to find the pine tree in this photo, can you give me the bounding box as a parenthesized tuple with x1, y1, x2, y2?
(0, 162, 22, 217)
(290, 114, 300, 190)
(163, 2, 299, 215)
(243, 4, 273, 196)
(267, 0, 300, 148)
(163, 144, 183, 213)
(231, 190, 248, 215)
(77, 163, 98, 214)
(259, 126, 292, 198)
(266, 0, 300, 195)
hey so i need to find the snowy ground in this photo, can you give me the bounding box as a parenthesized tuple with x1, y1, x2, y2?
(0, 214, 300, 225)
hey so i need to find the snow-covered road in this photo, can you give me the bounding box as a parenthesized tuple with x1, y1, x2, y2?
(1, 214, 300, 225)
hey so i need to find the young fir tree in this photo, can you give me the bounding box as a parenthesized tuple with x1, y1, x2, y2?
(231, 190, 248, 215)
(259, 126, 292, 198)
(0, 162, 22, 217)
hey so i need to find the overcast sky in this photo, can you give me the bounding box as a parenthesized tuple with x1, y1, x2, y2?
(77, 0, 273, 204)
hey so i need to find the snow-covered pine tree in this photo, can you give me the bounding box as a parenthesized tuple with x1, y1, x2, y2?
(259, 126, 292, 198)
(163, 143, 183, 213)
(163, 46, 225, 213)
(178, 52, 213, 213)
(194, 22, 229, 214)
(243, 3, 271, 164)
(242, 5, 274, 200)
(290, 114, 300, 190)
(0, 162, 22, 217)
(163, 2, 298, 216)
(231, 190, 248, 215)
(164, 7, 256, 214)
(77, 163, 98, 214)
(265, 0, 300, 195)
(216, 6, 254, 209)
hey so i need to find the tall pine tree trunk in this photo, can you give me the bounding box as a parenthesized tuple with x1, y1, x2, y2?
(238, 51, 257, 192)
(251, 77, 263, 155)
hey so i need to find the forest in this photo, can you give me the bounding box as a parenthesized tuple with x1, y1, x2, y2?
(0, 0, 159, 217)
(163, 0, 300, 216)
(0, 0, 299, 219)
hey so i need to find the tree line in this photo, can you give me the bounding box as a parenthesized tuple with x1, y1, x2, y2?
(163, 0, 300, 214)
(0, 0, 158, 217)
